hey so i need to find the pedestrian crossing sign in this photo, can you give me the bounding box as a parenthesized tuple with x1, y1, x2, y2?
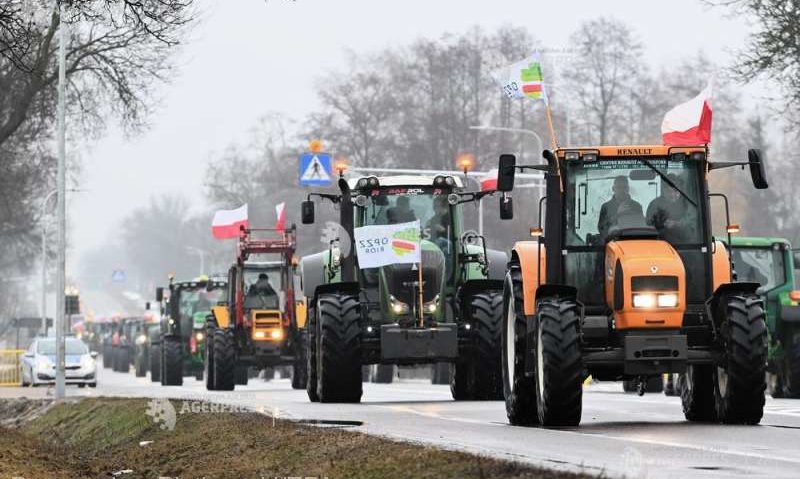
(299, 152, 333, 186)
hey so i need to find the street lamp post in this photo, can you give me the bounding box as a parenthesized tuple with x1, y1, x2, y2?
(40, 189, 58, 336)
(54, 0, 67, 401)
(186, 247, 206, 275)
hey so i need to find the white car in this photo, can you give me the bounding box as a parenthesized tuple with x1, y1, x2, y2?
(21, 337, 98, 387)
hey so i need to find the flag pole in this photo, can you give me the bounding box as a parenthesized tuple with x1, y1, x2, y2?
(543, 100, 563, 192)
(417, 224, 424, 328)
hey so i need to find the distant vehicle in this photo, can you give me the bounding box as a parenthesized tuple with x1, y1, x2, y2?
(21, 337, 97, 387)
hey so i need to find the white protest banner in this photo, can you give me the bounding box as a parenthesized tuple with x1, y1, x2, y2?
(353, 220, 421, 269)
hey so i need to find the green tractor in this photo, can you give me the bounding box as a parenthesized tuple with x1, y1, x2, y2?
(728, 237, 800, 398)
(153, 276, 227, 386)
(299, 172, 514, 403)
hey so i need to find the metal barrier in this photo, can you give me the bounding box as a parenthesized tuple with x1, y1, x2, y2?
(0, 349, 24, 386)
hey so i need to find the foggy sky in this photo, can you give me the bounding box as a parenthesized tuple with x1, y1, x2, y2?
(69, 0, 750, 272)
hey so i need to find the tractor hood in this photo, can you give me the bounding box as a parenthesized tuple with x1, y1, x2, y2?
(381, 240, 445, 307)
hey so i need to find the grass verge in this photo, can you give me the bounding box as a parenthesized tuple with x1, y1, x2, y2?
(0, 398, 595, 479)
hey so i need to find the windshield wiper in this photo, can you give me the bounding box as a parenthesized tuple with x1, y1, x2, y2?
(637, 158, 697, 207)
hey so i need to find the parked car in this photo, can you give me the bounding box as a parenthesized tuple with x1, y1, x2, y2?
(21, 337, 97, 387)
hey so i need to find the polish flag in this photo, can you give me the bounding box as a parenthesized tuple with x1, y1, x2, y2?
(661, 82, 713, 146)
(212, 204, 249, 240)
(275, 202, 286, 232)
(481, 169, 498, 191)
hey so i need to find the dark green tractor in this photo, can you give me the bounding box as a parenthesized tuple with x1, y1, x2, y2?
(728, 237, 800, 398)
(153, 276, 227, 386)
(300, 172, 515, 402)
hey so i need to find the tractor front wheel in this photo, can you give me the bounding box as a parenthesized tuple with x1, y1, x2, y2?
(149, 344, 161, 382)
(317, 293, 362, 403)
(162, 337, 183, 386)
(535, 298, 583, 427)
(306, 308, 319, 402)
(501, 266, 538, 426)
(451, 291, 504, 401)
(780, 332, 800, 398)
(292, 333, 308, 390)
(212, 328, 236, 391)
(205, 326, 216, 390)
(714, 295, 767, 424)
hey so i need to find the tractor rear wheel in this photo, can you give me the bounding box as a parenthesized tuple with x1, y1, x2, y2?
(431, 362, 450, 385)
(102, 345, 112, 368)
(535, 298, 583, 427)
(714, 295, 767, 424)
(317, 293, 362, 403)
(292, 333, 308, 390)
(149, 344, 161, 382)
(451, 292, 503, 400)
(212, 328, 236, 391)
(117, 347, 130, 373)
(781, 333, 800, 398)
(235, 366, 249, 385)
(162, 337, 183, 386)
(681, 365, 716, 421)
(205, 327, 216, 390)
(306, 307, 319, 402)
(372, 364, 394, 383)
(502, 265, 538, 426)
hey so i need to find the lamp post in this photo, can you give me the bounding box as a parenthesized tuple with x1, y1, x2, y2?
(54, 0, 68, 401)
(40, 189, 57, 336)
(186, 247, 206, 275)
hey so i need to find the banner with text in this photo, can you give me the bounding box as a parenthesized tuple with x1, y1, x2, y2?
(353, 220, 422, 269)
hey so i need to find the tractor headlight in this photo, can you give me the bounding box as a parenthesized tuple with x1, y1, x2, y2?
(135, 334, 147, 346)
(195, 332, 204, 342)
(632, 293, 656, 309)
(657, 293, 678, 308)
(390, 295, 409, 315)
(270, 329, 283, 340)
(424, 295, 439, 314)
(633, 293, 678, 309)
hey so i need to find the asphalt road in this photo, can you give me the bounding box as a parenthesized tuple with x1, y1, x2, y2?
(8, 367, 800, 479)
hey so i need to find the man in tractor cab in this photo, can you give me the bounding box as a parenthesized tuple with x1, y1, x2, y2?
(387, 196, 417, 223)
(597, 176, 644, 240)
(646, 173, 694, 243)
(245, 273, 278, 309)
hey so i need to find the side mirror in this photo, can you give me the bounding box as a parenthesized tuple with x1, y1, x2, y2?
(497, 154, 516, 192)
(748, 149, 768, 189)
(23, 352, 34, 359)
(499, 196, 513, 220)
(145, 301, 151, 311)
(793, 251, 800, 269)
(301, 200, 315, 224)
(155, 287, 164, 302)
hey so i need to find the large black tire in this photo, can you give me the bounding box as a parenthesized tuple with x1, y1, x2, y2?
(501, 266, 538, 425)
(117, 347, 130, 373)
(681, 365, 716, 421)
(134, 351, 147, 377)
(780, 334, 800, 398)
(535, 299, 583, 426)
(372, 364, 394, 383)
(235, 366, 249, 385)
(664, 374, 678, 397)
(102, 345, 112, 368)
(317, 293, 362, 403)
(306, 307, 319, 402)
(261, 367, 273, 383)
(451, 292, 504, 400)
(714, 295, 767, 424)
(622, 380, 637, 393)
(431, 362, 450, 385)
(212, 328, 236, 391)
(205, 326, 216, 390)
(161, 337, 183, 386)
(291, 333, 308, 390)
(149, 344, 161, 382)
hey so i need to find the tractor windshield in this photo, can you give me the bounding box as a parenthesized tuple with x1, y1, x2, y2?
(179, 287, 225, 319)
(565, 158, 703, 246)
(243, 268, 281, 310)
(732, 247, 786, 293)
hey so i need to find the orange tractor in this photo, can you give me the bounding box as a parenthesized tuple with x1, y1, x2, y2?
(499, 145, 770, 426)
(206, 227, 306, 390)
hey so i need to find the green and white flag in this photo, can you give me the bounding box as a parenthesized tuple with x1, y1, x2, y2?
(492, 54, 548, 104)
(353, 220, 421, 269)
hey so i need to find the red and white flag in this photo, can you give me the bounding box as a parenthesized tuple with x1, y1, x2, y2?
(275, 202, 286, 232)
(480, 169, 498, 191)
(661, 81, 713, 146)
(211, 204, 249, 239)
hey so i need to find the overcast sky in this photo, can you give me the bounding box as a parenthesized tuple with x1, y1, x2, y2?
(69, 0, 752, 271)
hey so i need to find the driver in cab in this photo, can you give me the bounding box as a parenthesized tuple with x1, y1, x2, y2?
(597, 176, 644, 240)
(646, 174, 693, 243)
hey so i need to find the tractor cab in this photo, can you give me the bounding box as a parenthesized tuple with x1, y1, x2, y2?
(237, 261, 288, 342)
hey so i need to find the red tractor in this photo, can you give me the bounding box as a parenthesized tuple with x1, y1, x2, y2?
(206, 227, 307, 390)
